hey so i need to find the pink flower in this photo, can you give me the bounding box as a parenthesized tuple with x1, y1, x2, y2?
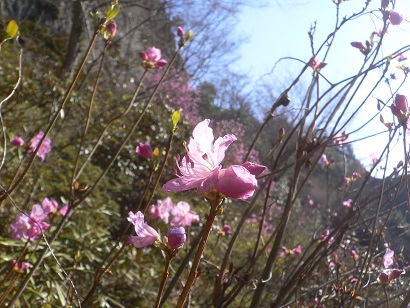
(350, 249, 359, 261)
(148, 197, 173, 224)
(383, 248, 394, 268)
(394, 52, 407, 62)
(166, 226, 186, 249)
(170, 201, 199, 227)
(309, 56, 327, 71)
(379, 269, 403, 284)
(11, 136, 25, 147)
(127, 211, 160, 248)
(215, 165, 258, 200)
(59, 205, 69, 216)
(11, 203, 51, 241)
(319, 154, 329, 167)
(28, 131, 52, 161)
(334, 133, 348, 146)
(139, 47, 168, 69)
(11, 260, 32, 273)
(292, 245, 302, 254)
(136, 142, 153, 158)
(42, 198, 58, 214)
(163, 119, 237, 195)
(343, 199, 353, 208)
(351, 41, 365, 50)
(389, 11, 403, 25)
(177, 26, 185, 38)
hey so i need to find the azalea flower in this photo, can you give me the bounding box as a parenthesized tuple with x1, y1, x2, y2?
(170, 201, 199, 227)
(139, 47, 168, 69)
(163, 119, 237, 195)
(28, 131, 52, 161)
(42, 197, 58, 214)
(163, 119, 266, 199)
(383, 248, 394, 268)
(11, 204, 51, 241)
(128, 211, 160, 248)
(148, 197, 173, 224)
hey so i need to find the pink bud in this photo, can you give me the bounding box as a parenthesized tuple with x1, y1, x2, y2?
(216, 165, 258, 199)
(167, 226, 186, 249)
(350, 41, 365, 50)
(106, 22, 117, 38)
(11, 136, 25, 147)
(381, 0, 389, 9)
(154, 59, 168, 68)
(389, 11, 403, 25)
(177, 26, 185, 38)
(136, 142, 153, 158)
(222, 224, 231, 234)
(279, 127, 285, 138)
(148, 205, 160, 220)
(139, 52, 148, 61)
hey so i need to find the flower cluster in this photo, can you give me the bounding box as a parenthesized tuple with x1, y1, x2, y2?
(163, 119, 266, 200)
(12, 131, 52, 161)
(148, 197, 199, 227)
(11, 197, 61, 241)
(128, 211, 187, 250)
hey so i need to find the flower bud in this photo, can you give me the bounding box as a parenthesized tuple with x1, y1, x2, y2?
(279, 127, 285, 138)
(177, 26, 185, 38)
(11, 136, 25, 147)
(389, 11, 403, 25)
(106, 22, 117, 39)
(222, 224, 231, 234)
(381, 0, 389, 9)
(136, 142, 153, 158)
(167, 226, 186, 249)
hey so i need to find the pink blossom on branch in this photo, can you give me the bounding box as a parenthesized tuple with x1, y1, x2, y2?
(148, 197, 174, 223)
(162, 119, 266, 199)
(309, 56, 327, 71)
(383, 248, 394, 268)
(139, 47, 168, 69)
(170, 201, 199, 227)
(163, 119, 237, 195)
(127, 211, 160, 248)
(28, 131, 52, 161)
(391, 94, 409, 127)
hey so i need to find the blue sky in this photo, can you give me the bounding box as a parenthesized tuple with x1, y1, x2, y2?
(234, 0, 410, 176)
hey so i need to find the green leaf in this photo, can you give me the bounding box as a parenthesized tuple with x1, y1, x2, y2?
(106, 6, 120, 21)
(172, 110, 181, 129)
(4, 20, 18, 41)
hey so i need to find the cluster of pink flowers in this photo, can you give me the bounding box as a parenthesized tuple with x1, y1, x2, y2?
(12, 131, 52, 161)
(11, 198, 63, 241)
(163, 119, 266, 200)
(148, 197, 199, 227)
(127, 211, 186, 250)
(11, 260, 32, 273)
(378, 247, 403, 284)
(139, 47, 168, 69)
